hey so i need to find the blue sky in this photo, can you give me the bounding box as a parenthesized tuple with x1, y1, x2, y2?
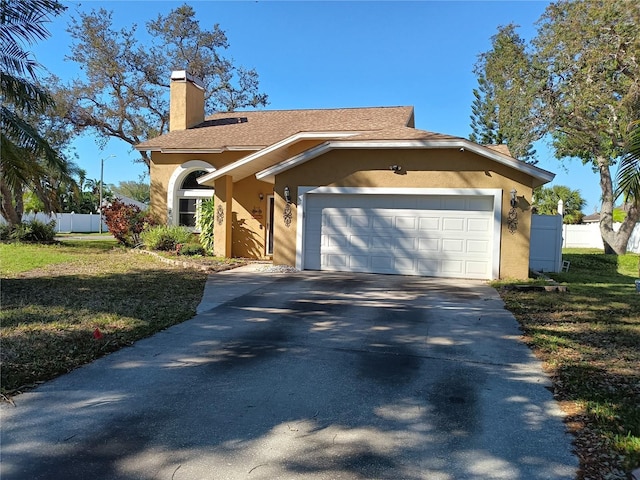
(33, 0, 602, 213)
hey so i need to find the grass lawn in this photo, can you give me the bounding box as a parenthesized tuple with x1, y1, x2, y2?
(3, 241, 638, 478)
(496, 248, 640, 480)
(0, 240, 240, 398)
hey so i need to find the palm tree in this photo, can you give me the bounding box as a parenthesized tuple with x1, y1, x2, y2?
(0, 0, 69, 226)
(616, 121, 640, 207)
(616, 121, 640, 273)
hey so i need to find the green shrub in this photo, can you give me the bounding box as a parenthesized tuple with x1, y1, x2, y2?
(140, 225, 193, 251)
(196, 199, 215, 254)
(2, 220, 57, 243)
(0, 223, 11, 241)
(178, 243, 205, 256)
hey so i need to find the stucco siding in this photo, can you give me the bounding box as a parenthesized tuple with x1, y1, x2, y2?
(149, 151, 249, 223)
(273, 148, 535, 279)
(231, 176, 273, 258)
(169, 79, 204, 131)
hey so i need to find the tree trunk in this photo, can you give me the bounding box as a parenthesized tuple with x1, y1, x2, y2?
(0, 179, 22, 227)
(598, 158, 640, 254)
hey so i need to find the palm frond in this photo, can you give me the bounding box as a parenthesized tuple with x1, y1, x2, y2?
(0, 72, 53, 112)
(615, 121, 640, 204)
(0, 106, 67, 173)
(0, 1, 65, 45)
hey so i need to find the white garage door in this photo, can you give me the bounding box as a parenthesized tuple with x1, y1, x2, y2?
(303, 194, 496, 279)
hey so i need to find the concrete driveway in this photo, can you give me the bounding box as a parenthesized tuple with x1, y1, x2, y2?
(1, 270, 577, 479)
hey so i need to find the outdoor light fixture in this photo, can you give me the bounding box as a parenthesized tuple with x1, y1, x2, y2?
(508, 188, 519, 234)
(389, 165, 402, 173)
(259, 193, 264, 200)
(283, 186, 293, 227)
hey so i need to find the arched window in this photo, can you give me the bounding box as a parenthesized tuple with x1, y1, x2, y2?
(177, 170, 213, 228)
(167, 163, 215, 230)
(181, 170, 211, 190)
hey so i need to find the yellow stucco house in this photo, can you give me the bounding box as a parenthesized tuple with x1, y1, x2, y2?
(136, 71, 554, 280)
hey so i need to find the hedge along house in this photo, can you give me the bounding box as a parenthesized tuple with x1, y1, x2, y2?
(136, 71, 555, 280)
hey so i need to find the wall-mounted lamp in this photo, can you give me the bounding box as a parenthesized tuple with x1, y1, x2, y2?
(284, 186, 292, 204)
(259, 193, 264, 201)
(508, 188, 519, 234)
(389, 165, 402, 174)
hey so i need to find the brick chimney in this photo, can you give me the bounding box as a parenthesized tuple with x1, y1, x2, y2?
(170, 70, 205, 131)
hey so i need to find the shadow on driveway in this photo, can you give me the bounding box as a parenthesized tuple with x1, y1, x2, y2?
(1, 272, 577, 479)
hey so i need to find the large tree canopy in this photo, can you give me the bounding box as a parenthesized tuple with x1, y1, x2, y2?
(470, 24, 540, 164)
(53, 4, 269, 168)
(473, 0, 640, 254)
(533, 0, 640, 254)
(0, 0, 74, 226)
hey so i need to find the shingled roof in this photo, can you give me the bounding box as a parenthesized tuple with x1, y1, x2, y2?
(136, 106, 416, 152)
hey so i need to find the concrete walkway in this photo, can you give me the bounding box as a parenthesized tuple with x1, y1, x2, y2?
(1, 269, 578, 479)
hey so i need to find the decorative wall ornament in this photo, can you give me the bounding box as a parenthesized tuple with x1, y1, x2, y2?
(283, 203, 293, 228)
(216, 204, 224, 226)
(507, 207, 518, 234)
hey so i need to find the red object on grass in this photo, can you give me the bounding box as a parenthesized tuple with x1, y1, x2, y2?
(93, 328, 103, 339)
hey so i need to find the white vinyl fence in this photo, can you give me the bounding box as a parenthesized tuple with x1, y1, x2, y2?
(529, 215, 640, 273)
(530, 215, 563, 273)
(1, 212, 108, 233)
(563, 222, 640, 253)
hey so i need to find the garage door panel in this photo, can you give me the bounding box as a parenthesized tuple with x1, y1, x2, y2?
(351, 215, 370, 227)
(326, 254, 348, 267)
(418, 217, 440, 231)
(325, 215, 348, 228)
(468, 217, 491, 232)
(395, 237, 417, 250)
(349, 255, 369, 269)
(416, 197, 443, 209)
(467, 260, 490, 275)
(467, 239, 490, 254)
(443, 217, 465, 231)
(474, 197, 494, 211)
(367, 236, 389, 249)
(418, 238, 439, 251)
(327, 235, 348, 248)
(442, 259, 464, 274)
(394, 257, 416, 272)
(350, 235, 369, 249)
(372, 216, 394, 229)
(304, 194, 495, 279)
(417, 258, 439, 275)
(371, 255, 393, 270)
(442, 238, 464, 252)
(444, 197, 467, 210)
(395, 217, 417, 229)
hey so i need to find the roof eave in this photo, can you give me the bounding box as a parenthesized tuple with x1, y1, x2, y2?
(197, 131, 364, 185)
(134, 145, 263, 154)
(256, 139, 555, 186)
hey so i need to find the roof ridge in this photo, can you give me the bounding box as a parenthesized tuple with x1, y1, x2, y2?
(204, 105, 413, 118)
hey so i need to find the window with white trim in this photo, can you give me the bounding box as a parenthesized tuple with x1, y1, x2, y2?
(177, 170, 213, 229)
